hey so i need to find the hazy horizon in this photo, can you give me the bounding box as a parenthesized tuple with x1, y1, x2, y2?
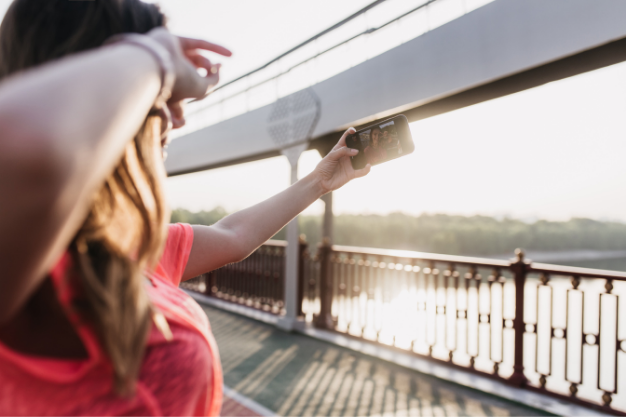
(170, 205, 626, 225)
(166, 58, 626, 223)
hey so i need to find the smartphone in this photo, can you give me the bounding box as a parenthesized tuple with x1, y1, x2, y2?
(346, 115, 414, 170)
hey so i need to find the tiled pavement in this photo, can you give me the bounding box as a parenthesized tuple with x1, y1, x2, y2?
(202, 305, 551, 417)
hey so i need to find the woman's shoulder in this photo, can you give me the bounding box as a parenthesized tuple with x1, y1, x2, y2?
(155, 223, 195, 287)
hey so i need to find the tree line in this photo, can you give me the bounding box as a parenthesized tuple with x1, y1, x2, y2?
(171, 208, 626, 256)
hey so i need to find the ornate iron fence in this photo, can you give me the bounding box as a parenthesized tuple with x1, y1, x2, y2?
(183, 238, 626, 414)
(306, 242, 626, 415)
(181, 240, 290, 315)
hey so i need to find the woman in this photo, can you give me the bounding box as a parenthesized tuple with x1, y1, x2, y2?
(382, 129, 402, 156)
(0, 0, 370, 415)
(363, 126, 387, 165)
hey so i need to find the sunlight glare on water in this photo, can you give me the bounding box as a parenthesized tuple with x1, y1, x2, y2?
(302, 261, 626, 409)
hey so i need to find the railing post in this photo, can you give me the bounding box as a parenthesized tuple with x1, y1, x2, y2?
(509, 248, 529, 387)
(314, 238, 334, 329)
(297, 235, 308, 318)
(205, 272, 215, 297)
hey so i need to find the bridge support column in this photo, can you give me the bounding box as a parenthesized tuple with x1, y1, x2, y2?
(314, 191, 335, 329)
(277, 144, 308, 331)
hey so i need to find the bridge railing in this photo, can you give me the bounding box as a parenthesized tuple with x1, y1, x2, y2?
(182, 238, 626, 414)
(181, 240, 289, 315)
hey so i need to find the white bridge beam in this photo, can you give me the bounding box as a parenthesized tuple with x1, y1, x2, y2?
(166, 0, 626, 175)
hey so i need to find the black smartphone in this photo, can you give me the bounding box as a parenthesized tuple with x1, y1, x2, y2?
(345, 115, 414, 169)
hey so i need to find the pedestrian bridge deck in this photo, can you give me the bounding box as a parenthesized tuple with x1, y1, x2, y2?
(203, 304, 547, 416)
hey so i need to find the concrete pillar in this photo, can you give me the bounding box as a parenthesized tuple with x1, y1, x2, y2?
(314, 191, 335, 329)
(277, 143, 308, 331)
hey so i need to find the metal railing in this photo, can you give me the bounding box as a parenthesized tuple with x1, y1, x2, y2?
(183, 238, 626, 414)
(182, 240, 290, 314)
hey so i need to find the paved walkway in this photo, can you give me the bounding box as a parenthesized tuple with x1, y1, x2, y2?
(202, 305, 550, 417)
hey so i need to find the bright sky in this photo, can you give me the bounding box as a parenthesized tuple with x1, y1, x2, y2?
(156, 0, 626, 222)
(166, 59, 626, 222)
(1, 0, 625, 221)
(148, 0, 377, 84)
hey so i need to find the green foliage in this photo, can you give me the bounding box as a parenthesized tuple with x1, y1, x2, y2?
(171, 208, 626, 256)
(170, 207, 228, 225)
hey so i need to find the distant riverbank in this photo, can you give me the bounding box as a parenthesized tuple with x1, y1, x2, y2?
(172, 208, 626, 271)
(490, 249, 626, 271)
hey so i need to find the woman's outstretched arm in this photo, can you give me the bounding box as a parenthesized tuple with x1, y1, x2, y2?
(182, 129, 371, 280)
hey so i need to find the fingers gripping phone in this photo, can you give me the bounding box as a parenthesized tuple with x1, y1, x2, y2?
(346, 115, 414, 169)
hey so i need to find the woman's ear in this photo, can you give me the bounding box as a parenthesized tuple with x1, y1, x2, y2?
(167, 100, 186, 129)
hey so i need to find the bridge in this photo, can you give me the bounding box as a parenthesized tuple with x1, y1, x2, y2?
(167, 0, 626, 414)
(165, 0, 626, 175)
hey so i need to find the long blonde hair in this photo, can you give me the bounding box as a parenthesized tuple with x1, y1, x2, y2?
(0, 0, 169, 395)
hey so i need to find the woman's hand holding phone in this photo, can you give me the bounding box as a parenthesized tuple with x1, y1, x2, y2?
(313, 127, 371, 195)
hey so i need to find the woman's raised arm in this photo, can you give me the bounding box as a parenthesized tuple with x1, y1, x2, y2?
(0, 28, 230, 324)
(0, 43, 161, 323)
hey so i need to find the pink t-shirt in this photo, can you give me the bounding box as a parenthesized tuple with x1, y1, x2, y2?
(0, 223, 223, 416)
